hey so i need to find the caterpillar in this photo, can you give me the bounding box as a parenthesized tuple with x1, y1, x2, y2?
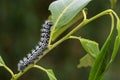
(18, 20, 53, 72)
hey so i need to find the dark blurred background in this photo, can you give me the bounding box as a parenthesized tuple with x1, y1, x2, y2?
(0, 0, 120, 80)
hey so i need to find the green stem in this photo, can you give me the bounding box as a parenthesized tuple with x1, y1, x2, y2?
(11, 9, 116, 80)
(3, 65, 15, 79)
(111, 10, 120, 23)
(34, 65, 56, 80)
(69, 36, 81, 40)
(33, 65, 47, 72)
(82, 9, 87, 20)
(52, 9, 113, 43)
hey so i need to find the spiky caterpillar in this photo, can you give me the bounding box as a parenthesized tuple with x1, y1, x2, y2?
(18, 20, 53, 72)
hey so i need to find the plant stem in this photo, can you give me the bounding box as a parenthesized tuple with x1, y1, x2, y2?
(33, 65, 57, 80)
(33, 65, 47, 72)
(53, 9, 113, 42)
(12, 9, 116, 80)
(3, 65, 15, 79)
(82, 9, 87, 20)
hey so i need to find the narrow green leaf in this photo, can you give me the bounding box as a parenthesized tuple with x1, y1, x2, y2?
(49, 0, 91, 40)
(110, 20, 120, 61)
(110, 37, 120, 62)
(89, 14, 115, 80)
(80, 38, 100, 58)
(117, 20, 120, 36)
(89, 33, 114, 80)
(107, 20, 120, 69)
(0, 56, 5, 66)
(77, 54, 95, 68)
(46, 69, 57, 80)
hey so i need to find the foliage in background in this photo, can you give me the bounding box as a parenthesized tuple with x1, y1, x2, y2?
(0, 0, 120, 80)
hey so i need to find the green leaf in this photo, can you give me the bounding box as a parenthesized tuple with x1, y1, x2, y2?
(80, 38, 100, 58)
(77, 54, 95, 68)
(46, 69, 57, 80)
(107, 20, 120, 69)
(89, 14, 120, 80)
(117, 20, 120, 36)
(52, 11, 86, 41)
(0, 56, 5, 66)
(110, 20, 120, 60)
(110, 0, 117, 8)
(89, 31, 114, 80)
(49, 0, 91, 40)
(89, 16, 115, 80)
(69, 36, 99, 68)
